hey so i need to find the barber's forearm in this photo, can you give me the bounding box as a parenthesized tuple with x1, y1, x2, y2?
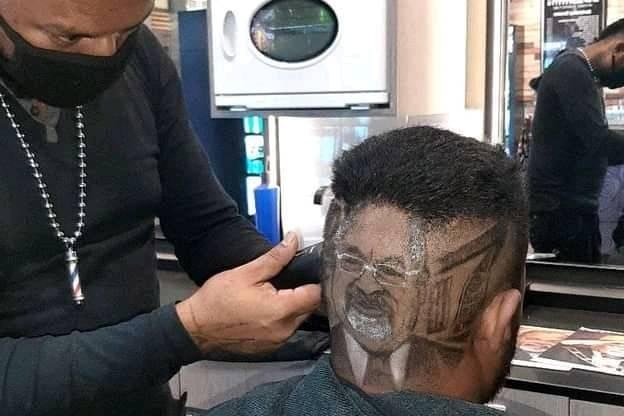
(175, 215, 273, 285)
(0, 304, 200, 415)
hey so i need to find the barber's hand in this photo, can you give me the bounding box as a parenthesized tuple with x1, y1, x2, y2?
(176, 233, 322, 355)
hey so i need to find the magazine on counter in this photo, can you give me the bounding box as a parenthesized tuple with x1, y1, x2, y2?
(512, 325, 574, 371)
(534, 327, 624, 376)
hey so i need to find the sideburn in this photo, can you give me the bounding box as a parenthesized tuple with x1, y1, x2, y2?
(481, 322, 519, 403)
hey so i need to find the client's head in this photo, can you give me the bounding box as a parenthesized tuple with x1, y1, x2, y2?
(321, 126, 528, 403)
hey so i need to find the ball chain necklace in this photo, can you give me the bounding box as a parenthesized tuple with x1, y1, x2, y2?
(578, 48, 596, 76)
(0, 92, 87, 305)
(578, 48, 606, 117)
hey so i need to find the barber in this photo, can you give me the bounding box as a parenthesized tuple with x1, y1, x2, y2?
(528, 18, 624, 263)
(0, 1, 320, 415)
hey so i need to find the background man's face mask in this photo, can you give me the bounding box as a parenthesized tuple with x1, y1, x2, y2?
(0, 15, 138, 108)
(601, 53, 624, 90)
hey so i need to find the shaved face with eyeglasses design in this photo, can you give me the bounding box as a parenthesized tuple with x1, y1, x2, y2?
(326, 203, 509, 357)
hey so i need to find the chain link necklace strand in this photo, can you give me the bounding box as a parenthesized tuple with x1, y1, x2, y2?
(0, 92, 87, 305)
(578, 48, 596, 75)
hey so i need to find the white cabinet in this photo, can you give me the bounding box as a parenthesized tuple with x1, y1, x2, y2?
(490, 388, 569, 416)
(169, 373, 181, 399)
(571, 400, 624, 416)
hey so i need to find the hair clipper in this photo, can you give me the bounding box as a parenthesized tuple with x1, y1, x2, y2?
(272, 242, 323, 289)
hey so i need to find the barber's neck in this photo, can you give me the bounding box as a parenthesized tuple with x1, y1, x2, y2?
(582, 41, 612, 77)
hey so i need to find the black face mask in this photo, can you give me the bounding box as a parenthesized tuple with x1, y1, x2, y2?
(0, 15, 138, 108)
(601, 53, 624, 90)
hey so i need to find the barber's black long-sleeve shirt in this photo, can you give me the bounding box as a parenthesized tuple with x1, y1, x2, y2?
(0, 27, 272, 415)
(528, 50, 624, 214)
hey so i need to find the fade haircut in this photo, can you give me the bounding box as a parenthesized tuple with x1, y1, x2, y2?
(322, 126, 528, 369)
(598, 18, 624, 41)
(330, 126, 526, 228)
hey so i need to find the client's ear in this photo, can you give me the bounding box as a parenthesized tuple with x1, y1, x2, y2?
(473, 289, 522, 358)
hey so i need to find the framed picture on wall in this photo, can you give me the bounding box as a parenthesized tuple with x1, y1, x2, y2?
(542, 0, 606, 70)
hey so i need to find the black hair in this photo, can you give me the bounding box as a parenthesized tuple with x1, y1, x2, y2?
(598, 18, 624, 41)
(329, 126, 527, 229)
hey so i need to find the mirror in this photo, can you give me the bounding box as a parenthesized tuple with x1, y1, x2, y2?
(506, 0, 624, 266)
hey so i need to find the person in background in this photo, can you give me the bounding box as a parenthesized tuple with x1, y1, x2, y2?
(0, 1, 321, 415)
(201, 126, 528, 416)
(612, 213, 624, 252)
(598, 166, 624, 263)
(528, 18, 624, 263)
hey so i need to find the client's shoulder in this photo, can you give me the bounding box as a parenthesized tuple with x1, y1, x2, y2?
(199, 371, 308, 416)
(371, 391, 507, 416)
(200, 357, 345, 416)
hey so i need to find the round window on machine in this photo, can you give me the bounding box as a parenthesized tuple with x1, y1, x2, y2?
(250, 0, 338, 64)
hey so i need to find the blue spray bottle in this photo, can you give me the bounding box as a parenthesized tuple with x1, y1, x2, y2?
(254, 172, 281, 245)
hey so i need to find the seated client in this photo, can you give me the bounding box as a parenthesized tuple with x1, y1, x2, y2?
(202, 126, 528, 416)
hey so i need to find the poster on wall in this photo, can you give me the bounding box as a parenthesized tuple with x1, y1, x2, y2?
(542, 0, 606, 69)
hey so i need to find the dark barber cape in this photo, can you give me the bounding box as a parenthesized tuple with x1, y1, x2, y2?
(0, 26, 273, 416)
(528, 49, 624, 214)
(201, 356, 506, 416)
